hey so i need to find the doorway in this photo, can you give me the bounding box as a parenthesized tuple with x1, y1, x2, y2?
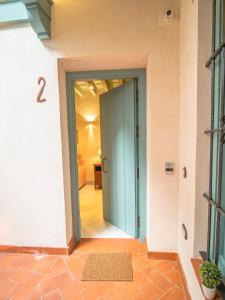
(75, 79, 136, 238)
(66, 69, 146, 243)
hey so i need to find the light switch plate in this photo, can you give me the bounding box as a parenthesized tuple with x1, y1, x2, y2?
(165, 162, 174, 174)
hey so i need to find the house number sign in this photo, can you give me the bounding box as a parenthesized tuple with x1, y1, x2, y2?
(37, 77, 47, 103)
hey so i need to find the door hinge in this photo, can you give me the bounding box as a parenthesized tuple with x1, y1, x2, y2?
(137, 216, 140, 227)
(136, 126, 139, 138)
(137, 167, 139, 179)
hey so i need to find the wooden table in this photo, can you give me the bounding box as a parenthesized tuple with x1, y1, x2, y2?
(94, 163, 102, 189)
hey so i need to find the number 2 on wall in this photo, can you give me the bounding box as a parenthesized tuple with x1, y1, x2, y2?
(37, 77, 47, 103)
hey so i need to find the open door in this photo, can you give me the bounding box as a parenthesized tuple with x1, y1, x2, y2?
(100, 80, 138, 238)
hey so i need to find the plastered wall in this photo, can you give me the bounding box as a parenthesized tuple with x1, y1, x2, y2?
(76, 93, 101, 183)
(178, 0, 212, 299)
(0, 1, 180, 255)
(0, 0, 215, 298)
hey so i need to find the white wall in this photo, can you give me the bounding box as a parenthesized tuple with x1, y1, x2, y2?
(179, 0, 198, 266)
(0, 26, 67, 247)
(0, 0, 180, 252)
(57, 0, 180, 250)
(194, 0, 212, 258)
(178, 0, 212, 299)
(147, 47, 180, 252)
(178, 1, 200, 297)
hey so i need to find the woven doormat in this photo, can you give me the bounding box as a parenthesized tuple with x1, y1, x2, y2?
(82, 252, 133, 281)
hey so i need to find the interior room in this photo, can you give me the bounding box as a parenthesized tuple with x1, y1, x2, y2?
(75, 79, 133, 239)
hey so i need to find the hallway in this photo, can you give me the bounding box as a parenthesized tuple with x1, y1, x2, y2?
(0, 239, 185, 300)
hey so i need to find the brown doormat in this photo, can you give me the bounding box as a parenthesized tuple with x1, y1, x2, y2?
(82, 252, 133, 281)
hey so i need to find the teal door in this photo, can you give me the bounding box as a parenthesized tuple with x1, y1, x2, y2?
(100, 80, 138, 238)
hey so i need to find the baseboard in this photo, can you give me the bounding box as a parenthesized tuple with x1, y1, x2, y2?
(148, 251, 178, 261)
(0, 236, 76, 256)
(0, 245, 68, 255)
(148, 251, 191, 300)
(79, 184, 86, 190)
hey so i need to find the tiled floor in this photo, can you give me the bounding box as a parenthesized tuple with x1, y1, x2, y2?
(80, 185, 132, 238)
(0, 239, 186, 300)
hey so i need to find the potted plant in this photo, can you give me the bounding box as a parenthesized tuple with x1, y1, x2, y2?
(200, 261, 222, 299)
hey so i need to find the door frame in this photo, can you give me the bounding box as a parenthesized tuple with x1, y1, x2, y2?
(66, 69, 146, 242)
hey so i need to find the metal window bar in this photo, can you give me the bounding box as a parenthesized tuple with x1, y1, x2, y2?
(204, 126, 225, 134)
(214, 46, 225, 264)
(202, 1, 225, 297)
(207, 0, 217, 262)
(204, 0, 219, 262)
(204, 46, 225, 264)
(203, 193, 225, 217)
(205, 42, 225, 68)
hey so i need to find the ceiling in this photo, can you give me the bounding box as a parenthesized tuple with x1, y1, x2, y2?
(74, 79, 130, 97)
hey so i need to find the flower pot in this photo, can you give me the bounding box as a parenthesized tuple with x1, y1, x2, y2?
(202, 284, 216, 300)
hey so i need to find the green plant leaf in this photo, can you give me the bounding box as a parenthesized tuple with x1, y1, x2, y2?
(200, 261, 222, 288)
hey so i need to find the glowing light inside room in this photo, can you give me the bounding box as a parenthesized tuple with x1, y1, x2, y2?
(85, 115, 96, 122)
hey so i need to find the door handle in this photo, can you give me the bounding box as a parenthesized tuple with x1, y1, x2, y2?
(102, 157, 107, 173)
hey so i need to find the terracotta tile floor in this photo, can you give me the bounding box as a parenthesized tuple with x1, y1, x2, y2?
(0, 239, 186, 300)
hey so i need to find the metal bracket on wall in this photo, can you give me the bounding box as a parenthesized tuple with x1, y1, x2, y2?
(0, 0, 53, 40)
(182, 167, 187, 178)
(182, 224, 188, 240)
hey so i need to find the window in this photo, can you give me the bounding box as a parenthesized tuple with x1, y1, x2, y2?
(204, 0, 225, 294)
